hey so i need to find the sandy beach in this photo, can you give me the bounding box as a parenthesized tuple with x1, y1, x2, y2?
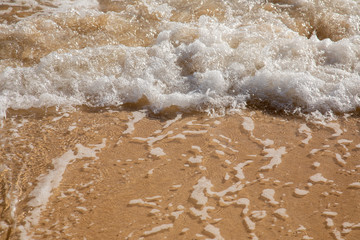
(1, 0, 360, 239)
(1, 108, 359, 239)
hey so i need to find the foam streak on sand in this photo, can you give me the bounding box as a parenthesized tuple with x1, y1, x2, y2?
(204, 224, 224, 240)
(123, 111, 147, 134)
(190, 177, 213, 206)
(143, 223, 173, 236)
(260, 147, 287, 171)
(1, 108, 360, 239)
(299, 124, 312, 144)
(234, 160, 252, 180)
(18, 139, 106, 239)
(261, 189, 279, 206)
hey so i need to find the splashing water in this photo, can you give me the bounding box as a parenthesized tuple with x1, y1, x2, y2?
(0, 0, 359, 117)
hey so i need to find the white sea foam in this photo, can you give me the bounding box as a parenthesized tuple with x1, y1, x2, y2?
(322, 211, 338, 217)
(243, 216, 256, 232)
(250, 210, 267, 221)
(1, 0, 360, 117)
(299, 124, 312, 144)
(260, 189, 279, 206)
(1, 0, 99, 14)
(190, 177, 213, 206)
(150, 147, 166, 157)
(294, 188, 309, 197)
(19, 139, 106, 239)
(326, 218, 335, 228)
(242, 117, 254, 132)
(143, 223, 173, 236)
(348, 182, 360, 189)
(273, 208, 289, 220)
(190, 206, 214, 221)
(188, 155, 203, 164)
(260, 147, 287, 171)
(309, 173, 328, 183)
(123, 111, 147, 134)
(204, 224, 224, 240)
(234, 160, 252, 180)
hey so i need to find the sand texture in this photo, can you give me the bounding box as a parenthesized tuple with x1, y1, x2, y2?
(1, 108, 359, 240)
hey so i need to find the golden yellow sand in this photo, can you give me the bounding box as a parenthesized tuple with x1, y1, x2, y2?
(1, 108, 359, 240)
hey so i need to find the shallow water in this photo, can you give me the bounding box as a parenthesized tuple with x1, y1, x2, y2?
(1, 0, 360, 117)
(1, 108, 360, 239)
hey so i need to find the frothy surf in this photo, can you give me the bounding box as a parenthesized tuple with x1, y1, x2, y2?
(1, 0, 360, 118)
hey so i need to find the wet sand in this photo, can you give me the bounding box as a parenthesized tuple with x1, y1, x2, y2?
(1, 108, 359, 240)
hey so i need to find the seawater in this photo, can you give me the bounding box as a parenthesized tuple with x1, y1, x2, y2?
(1, 0, 360, 117)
